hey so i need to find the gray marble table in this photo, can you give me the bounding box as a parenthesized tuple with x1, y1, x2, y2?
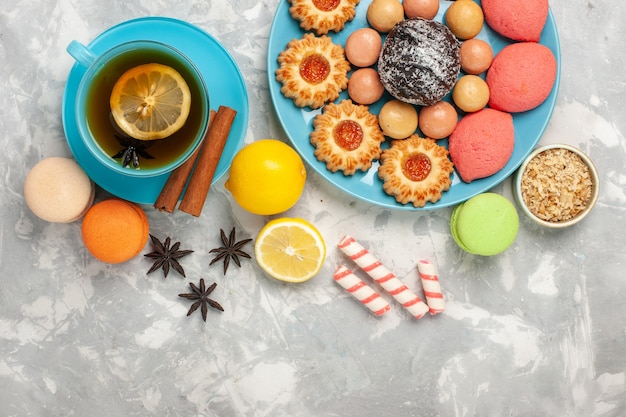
(1, 0, 625, 416)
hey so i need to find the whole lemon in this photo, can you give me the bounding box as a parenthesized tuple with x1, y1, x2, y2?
(225, 139, 307, 215)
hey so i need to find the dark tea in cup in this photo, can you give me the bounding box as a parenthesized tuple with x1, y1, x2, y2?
(68, 40, 209, 177)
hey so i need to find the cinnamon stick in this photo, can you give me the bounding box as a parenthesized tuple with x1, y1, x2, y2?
(154, 110, 217, 212)
(179, 105, 237, 217)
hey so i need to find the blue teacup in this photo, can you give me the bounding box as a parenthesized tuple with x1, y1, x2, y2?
(67, 40, 210, 177)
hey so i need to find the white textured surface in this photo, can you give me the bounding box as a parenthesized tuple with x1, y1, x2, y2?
(1, 0, 625, 416)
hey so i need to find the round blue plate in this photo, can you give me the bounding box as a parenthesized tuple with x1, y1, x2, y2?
(268, 0, 561, 210)
(63, 17, 249, 205)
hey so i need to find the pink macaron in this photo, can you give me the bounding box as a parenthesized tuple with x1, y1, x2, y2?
(482, 0, 549, 42)
(448, 108, 514, 183)
(486, 42, 557, 113)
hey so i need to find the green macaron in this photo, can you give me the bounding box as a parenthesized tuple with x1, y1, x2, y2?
(450, 193, 519, 256)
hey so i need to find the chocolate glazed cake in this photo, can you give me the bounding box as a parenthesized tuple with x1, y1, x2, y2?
(378, 18, 461, 106)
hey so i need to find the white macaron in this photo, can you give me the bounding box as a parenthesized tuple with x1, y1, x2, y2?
(24, 157, 95, 223)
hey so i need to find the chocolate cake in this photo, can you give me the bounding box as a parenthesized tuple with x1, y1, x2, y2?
(377, 18, 461, 106)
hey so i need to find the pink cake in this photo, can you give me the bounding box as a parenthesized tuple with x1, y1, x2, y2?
(448, 108, 514, 183)
(486, 42, 557, 113)
(482, 0, 549, 42)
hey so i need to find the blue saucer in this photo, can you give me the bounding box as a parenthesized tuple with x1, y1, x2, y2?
(63, 17, 249, 205)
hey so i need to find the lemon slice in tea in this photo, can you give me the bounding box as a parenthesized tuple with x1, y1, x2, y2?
(254, 218, 326, 283)
(110, 63, 191, 140)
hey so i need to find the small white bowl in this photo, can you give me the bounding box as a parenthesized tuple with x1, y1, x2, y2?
(513, 143, 599, 228)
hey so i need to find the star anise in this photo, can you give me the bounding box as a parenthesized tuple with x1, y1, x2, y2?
(112, 134, 156, 168)
(144, 234, 194, 278)
(178, 278, 224, 321)
(209, 227, 252, 275)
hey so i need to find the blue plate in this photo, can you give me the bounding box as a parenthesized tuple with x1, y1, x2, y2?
(63, 17, 249, 204)
(268, 0, 561, 210)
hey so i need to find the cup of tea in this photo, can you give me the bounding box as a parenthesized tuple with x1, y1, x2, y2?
(67, 40, 210, 177)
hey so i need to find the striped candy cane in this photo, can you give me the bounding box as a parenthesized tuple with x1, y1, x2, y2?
(338, 235, 429, 319)
(333, 265, 391, 316)
(417, 259, 445, 315)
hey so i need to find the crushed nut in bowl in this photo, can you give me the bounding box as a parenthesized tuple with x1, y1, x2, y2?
(513, 144, 599, 228)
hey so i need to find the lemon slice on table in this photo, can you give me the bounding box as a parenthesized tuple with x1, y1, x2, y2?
(255, 218, 326, 283)
(110, 63, 191, 140)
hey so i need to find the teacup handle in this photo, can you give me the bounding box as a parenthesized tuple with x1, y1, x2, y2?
(67, 40, 97, 68)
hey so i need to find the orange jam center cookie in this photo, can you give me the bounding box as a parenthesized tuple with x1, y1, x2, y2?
(313, 0, 340, 12)
(403, 153, 432, 182)
(333, 120, 364, 151)
(300, 54, 331, 85)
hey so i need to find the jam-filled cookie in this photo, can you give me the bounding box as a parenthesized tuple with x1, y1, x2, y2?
(310, 99, 385, 175)
(378, 135, 454, 207)
(289, 0, 360, 35)
(276, 33, 350, 109)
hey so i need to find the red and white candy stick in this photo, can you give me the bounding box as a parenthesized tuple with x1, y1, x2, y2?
(417, 259, 445, 315)
(333, 265, 391, 316)
(338, 235, 429, 319)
